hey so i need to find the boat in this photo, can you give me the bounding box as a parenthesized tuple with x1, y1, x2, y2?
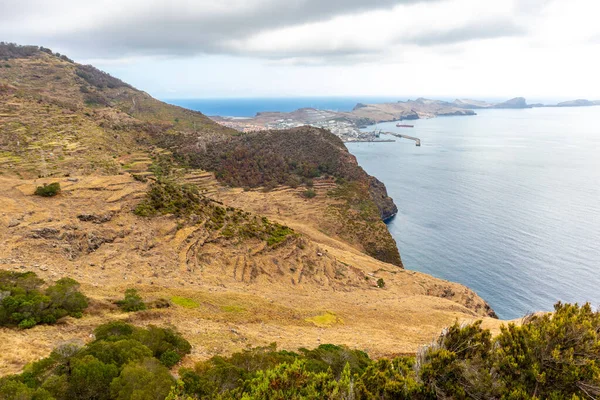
(396, 123, 414, 128)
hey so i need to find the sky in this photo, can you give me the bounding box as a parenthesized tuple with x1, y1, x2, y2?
(1, 0, 599, 101)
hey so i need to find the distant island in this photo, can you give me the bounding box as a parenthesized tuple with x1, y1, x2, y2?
(211, 97, 600, 142)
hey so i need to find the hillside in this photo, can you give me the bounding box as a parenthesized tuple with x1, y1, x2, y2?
(348, 98, 476, 123)
(0, 44, 498, 377)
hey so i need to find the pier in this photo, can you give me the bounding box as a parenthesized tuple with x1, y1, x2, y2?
(343, 139, 395, 143)
(385, 132, 421, 146)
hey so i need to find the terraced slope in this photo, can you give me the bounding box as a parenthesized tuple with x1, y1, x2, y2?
(0, 44, 498, 376)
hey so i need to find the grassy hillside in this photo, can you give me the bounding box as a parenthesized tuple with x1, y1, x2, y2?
(0, 43, 499, 384)
(0, 43, 399, 265)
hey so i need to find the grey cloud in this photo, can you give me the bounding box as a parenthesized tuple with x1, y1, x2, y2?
(403, 18, 527, 47)
(1, 0, 437, 58)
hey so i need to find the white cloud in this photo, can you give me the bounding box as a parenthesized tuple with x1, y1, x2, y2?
(2, 0, 599, 99)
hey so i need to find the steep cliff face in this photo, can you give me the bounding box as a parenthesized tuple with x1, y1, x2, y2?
(368, 176, 398, 221)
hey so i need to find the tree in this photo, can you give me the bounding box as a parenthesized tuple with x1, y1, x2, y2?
(83, 339, 153, 368)
(93, 320, 135, 341)
(69, 355, 119, 400)
(110, 358, 174, 400)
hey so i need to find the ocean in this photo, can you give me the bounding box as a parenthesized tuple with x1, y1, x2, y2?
(348, 107, 600, 319)
(167, 97, 600, 320)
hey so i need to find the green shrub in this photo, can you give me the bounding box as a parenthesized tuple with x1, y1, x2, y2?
(94, 320, 135, 341)
(133, 325, 192, 366)
(110, 358, 174, 400)
(117, 288, 146, 312)
(377, 278, 385, 288)
(160, 350, 181, 368)
(0, 271, 88, 329)
(301, 189, 317, 199)
(34, 182, 61, 197)
(70, 355, 119, 400)
(0, 321, 191, 399)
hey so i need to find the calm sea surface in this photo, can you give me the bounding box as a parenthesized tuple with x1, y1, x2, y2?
(348, 107, 600, 319)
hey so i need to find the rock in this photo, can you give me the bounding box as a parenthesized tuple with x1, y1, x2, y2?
(493, 97, 530, 109)
(77, 213, 112, 223)
(368, 176, 398, 221)
(30, 227, 60, 239)
(8, 219, 20, 228)
(556, 99, 594, 107)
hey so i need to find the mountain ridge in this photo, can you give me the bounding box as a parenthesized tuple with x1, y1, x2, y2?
(0, 43, 499, 376)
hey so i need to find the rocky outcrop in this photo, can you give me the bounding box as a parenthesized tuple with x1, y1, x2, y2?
(556, 99, 595, 107)
(437, 109, 477, 117)
(493, 97, 530, 109)
(399, 111, 420, 121)
(368, 176, 398, 222)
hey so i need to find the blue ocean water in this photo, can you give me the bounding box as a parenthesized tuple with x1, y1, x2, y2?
(347, 107, 600, 319)
(164, 97, 404, 117)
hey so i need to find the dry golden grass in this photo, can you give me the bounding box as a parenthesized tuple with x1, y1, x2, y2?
(0, 174, 507, 376)
(0, 51, 506, 378)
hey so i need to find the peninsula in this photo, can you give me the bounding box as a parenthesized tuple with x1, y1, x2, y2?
(211, 96, 600, 142)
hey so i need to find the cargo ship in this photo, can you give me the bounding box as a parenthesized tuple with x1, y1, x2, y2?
(396, 123, 414, 128)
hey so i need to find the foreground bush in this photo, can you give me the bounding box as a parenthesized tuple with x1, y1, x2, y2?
(116, 288, 146, 312)
(177, 302, 600, 400)
(0, 272, 88, 328)
(417, 302, 600, 399)
(1, 302, 598, 399)
(0, 321, 190, 400)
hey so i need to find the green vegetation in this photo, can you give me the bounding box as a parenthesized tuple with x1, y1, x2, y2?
(1, 303, 599, 399)
(176, 303, 600, 399)
(305, 311, 342, 327)
(171, 296, 200, 309)
(182, 127, 363, 189)
(34, 182, 61, 197)
(75, 64, 132, 90)
(220, 305, 245, 313)
(301, 189, 317, 199)
(135, 179, 296, 247)
(0, 43, 74, 62)
(328, 182, 402, 266)
(116, 289, 146, 312)
(178, 343, 370, 399)
(377, 278, 385, 288)
(0, 272, 87, 329)
(0, 321, 191, 399)
(134, 179, 210, 218)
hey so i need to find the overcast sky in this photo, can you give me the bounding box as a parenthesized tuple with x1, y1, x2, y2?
(2, 0, 599, 100)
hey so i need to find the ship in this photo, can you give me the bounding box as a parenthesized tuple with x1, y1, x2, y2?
(396, 123, 414, 128)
